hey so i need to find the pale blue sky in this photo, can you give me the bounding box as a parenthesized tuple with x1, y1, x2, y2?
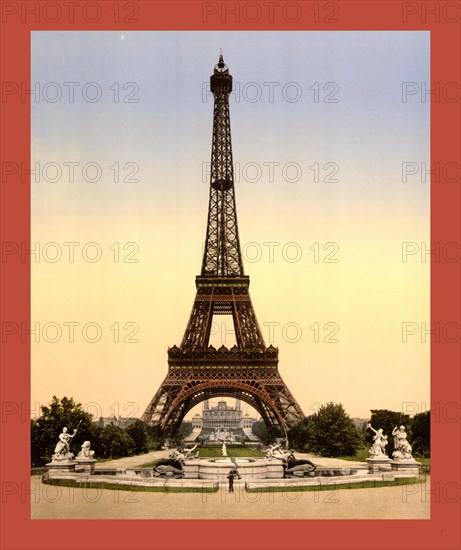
(32, 31, 429, 220)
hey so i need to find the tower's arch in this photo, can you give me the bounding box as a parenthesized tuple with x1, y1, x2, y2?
(161, 381, 288, 440)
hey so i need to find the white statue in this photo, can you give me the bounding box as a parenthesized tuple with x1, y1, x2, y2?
(381, 434, 388, 455)
(392, 425, 413, 460)
(169, 449, 186, 463)
(77, 440, 95, 458)
(222, 442, 227, 456)
(52, 426, 78, 460)
(183, 444, 199, 459)
(265, 443, 276, 460)
(266, 443, 291, 461)
(367, 423, 388, 457)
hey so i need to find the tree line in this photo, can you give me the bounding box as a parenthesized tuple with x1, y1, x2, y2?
(31, 396, 430, 467)
(31, 396, 165, 467)
(287, 403, 430, 458)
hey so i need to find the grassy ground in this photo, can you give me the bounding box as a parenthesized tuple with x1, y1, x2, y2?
(42, 476, 218, 493)
(337, 447, 369, 462)
(31, 467, 48, 475)
(246, 476, 425, 493)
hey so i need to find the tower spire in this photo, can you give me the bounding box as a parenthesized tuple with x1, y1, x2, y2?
(201, 55, 242, 277)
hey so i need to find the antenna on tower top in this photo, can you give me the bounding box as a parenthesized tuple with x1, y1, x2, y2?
(218, 50, 224, 65)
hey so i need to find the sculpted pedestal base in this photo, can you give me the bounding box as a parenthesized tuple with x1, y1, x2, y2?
(367, 457, 392, 473)
(46, 457, 77, 476)
(391, 459, 421, 476)
(75, 457, 96, 474)
(183, 460, 200, 479)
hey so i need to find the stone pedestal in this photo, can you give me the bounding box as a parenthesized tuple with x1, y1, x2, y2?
(183, 460, 200, 479)
(382, 472, 396, 481)
(75, 457, 96, 474)
(367, 456, 392, 473)
(266, 462, 285, 479)
(391, 459, 421, 476)
(46, 458, 77, 477)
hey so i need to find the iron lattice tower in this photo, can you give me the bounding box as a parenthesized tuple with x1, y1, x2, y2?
(142, 55, 304, 439)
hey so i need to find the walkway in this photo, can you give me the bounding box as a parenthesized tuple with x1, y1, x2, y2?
(32, 450, 429, 519)
(31, 475, 430, 519)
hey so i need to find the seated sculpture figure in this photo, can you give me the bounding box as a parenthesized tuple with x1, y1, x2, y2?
(77, 440, 95, 458)
(52, 426, 77, 460)
(265, 443, 288, 460)
(381, 434, 389, 455)
(169, 449, 186, 463)
(182, 444, 199, 460)
(392, 425, 413, 460)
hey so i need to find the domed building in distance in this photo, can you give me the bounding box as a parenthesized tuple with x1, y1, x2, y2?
(188, 399, 259, 443)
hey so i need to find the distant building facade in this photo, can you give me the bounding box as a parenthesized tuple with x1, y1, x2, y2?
(190, 400, 258, 430)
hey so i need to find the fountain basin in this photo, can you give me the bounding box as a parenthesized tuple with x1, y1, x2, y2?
(184, 458, 283, 480)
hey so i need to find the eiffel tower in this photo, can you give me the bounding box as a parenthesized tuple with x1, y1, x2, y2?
(142, 54, 304, 440)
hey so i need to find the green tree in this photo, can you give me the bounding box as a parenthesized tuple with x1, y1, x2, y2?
(125, 419, 149, 454)
(287, 417, 315, 452)
(310, 403, 361, 457)
(410, 411, 430, 457)
(177, 421, 193, 441)
(251, 421, 270, 445)
(368, 409, 410, 457)
(146, 424, 165, 451)
(98, 424, 135, 458)
(31, 396, 95, 467)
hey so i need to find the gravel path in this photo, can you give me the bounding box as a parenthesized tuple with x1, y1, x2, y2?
(98, 449, 172, 468)
(31, 475, 429, 519)
(33, 450, 428, 520)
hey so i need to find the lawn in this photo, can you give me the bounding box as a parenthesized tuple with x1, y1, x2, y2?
(42, 476, 218, 493)
(246, 476, 425, 493)
(337, 447, 369, 462)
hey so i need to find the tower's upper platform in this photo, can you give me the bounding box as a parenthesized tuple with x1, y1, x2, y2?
(211, 53, 233, 94)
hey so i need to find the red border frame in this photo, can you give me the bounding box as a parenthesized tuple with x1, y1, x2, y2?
(1, 1, 460, 549)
